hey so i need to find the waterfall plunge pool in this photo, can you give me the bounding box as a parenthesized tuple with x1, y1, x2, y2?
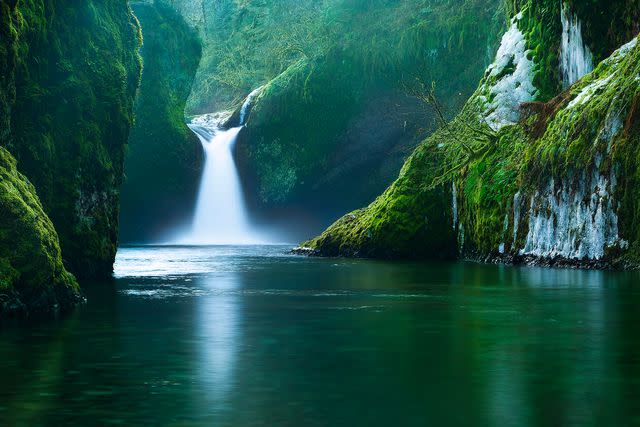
(1, 244, 640, 425)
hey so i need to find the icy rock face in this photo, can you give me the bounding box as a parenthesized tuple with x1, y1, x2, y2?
(602, 37, 639, 66)
(568, 37, 639, 112)
(510, 35, 640, 262)
(478, 13, 537, 131)
(560, 3, 594, 88)
(517, 162, 627, 260)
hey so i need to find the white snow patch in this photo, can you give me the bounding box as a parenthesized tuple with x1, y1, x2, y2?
(482, 16, 537, 130)
(567, 74, 614, 109)
(602, 37, 638, 67)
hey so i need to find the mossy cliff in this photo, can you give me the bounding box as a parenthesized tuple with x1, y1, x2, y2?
(236, 0, 504, 219)
(120, 1, 202, 243)
(155, 0, 504, 230)
(0, 147, 81, 316)
(304, 1, 640, 268)
(0, 0, 142, 279)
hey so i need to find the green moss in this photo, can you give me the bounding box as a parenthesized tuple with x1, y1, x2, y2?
(567, 0, 639, 63)
(305, 3, 640, 266)
(1, 0, 142, 278)
(455, 125, 525, 255)
(304, 106, 523, 259)
(0, 147, 81, 315)
(193, 0, 506, 209)
(517, 0, 562, 101)
(240, 55, 362, 204)
(304, 118, 463, 259)
(523, 37, 640, 182)
(120, 1, 203, 242)
(512, 0, 640, 102)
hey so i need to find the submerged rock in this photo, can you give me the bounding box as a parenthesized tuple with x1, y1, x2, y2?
(290, 247, 319, 256)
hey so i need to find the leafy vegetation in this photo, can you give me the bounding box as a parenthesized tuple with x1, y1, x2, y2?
(202, 0, 507, 211)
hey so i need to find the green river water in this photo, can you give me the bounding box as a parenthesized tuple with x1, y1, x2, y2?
(1, 245, 639, 426)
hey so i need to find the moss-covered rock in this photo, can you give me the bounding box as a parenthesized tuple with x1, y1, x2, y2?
(0, 147, 81, 316)
(166, 0, 505, 227)
(303, 140, 457, 259)
(238, 1, 505, 213)
(304, 1, 640, 269)
(120, 1, 203, 243)
(1, 0, 142, 278)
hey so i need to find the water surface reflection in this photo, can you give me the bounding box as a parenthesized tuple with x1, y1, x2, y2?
(0, 246, 639, 425)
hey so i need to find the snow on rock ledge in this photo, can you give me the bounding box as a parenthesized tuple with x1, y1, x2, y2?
(476, 13, 537, 131)
(508, 35, 639, 264)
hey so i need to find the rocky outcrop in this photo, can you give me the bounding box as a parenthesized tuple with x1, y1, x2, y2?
(153, 1, 504, 233)
(0, 0, 142, 278)
(0, 147, 81, 316)
(236, 2, 504, 218)
(304, 1, 640, 269)
(498, 36, 640, 268)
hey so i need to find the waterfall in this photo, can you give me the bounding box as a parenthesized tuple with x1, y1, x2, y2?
(173, 87, 270, 245)
(180, 116, 257, 244)
(560, 3, 594, 88)
(175, 104, 265, 245)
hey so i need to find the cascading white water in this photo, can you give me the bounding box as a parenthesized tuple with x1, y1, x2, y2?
(178, 85, 266, 244)
(174, 86, 274, 244)
(181, 115, 258, 244)
(560, 2, 594, 88)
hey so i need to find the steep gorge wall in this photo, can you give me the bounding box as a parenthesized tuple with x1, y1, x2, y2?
(1, 1, 80, 314)
(120, 1, 202, 243)
(1, 0, 142, 278)
(119, 0, 508, 240)
(0, 0, 141, 314)
(235, 0, 506, 231)
(145, 1, 504, 234)
(0, 147, 81, 315)
(305, 0, 640, 269)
